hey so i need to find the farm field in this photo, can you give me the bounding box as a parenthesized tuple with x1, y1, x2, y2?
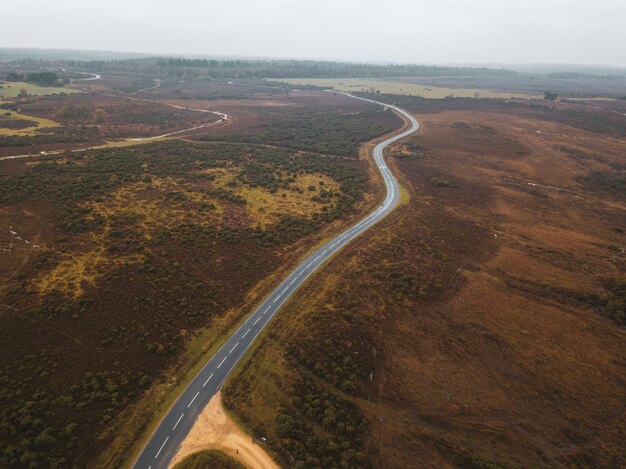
(280, 77, 543, 100)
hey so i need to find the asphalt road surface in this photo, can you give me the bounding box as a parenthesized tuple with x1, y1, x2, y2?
(132, 93, 420, 469)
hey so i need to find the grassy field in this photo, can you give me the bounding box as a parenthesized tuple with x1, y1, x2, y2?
(0, 81, 81, 98)
(0, 109, 60, 136)
(281, 77, 542, 100)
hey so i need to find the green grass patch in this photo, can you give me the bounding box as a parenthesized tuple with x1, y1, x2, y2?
(0, 109, 60, 136)
(0, 81, 81, 98)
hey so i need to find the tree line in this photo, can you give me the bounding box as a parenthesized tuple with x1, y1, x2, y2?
(7, 57, 517, 80)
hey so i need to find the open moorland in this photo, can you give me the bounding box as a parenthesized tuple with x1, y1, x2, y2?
(1, 57, 625, 469)
(224, 93, 626, 468)
(0, 79, 403, 468)
(0, 92, 222, 157)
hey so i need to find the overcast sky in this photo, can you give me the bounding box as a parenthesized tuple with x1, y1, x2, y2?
(2, 0, 625, 66)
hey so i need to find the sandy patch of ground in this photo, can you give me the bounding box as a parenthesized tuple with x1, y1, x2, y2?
(169, 392, 279, 469)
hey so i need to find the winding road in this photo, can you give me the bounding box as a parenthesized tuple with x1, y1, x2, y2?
(132, 93, 420, 469)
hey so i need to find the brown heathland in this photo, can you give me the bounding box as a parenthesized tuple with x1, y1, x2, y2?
(0, 89, 402, 468)
(224, 98, 626, 468)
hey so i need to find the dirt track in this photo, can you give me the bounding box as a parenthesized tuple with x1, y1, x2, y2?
(169, 392, 278, 469)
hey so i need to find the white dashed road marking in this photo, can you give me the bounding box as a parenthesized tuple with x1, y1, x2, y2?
(188, 391, 199, 407)
(173, 413, 184, 430)
(134, 93, 420, 469)
(155, 436, 169, 459)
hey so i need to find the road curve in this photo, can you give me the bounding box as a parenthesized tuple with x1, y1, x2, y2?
(73, 72, 101, 81)
(0, 100, 228, 162)
(132, 93, 420, 469)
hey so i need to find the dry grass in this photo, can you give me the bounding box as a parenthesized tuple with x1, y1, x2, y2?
(281, 78, 542, 100)
(35, 246, 143, 298)
(33, 168, 341, 298)
(94, 177, 220, 230)
(210, 169, 340, 226)
(32, 177, 213, 297)
(0, 110, 60, 136)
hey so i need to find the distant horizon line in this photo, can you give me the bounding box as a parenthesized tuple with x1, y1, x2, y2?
(1, 46, 625, 71)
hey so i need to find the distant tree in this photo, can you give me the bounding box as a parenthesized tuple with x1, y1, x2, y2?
(93, 109, 108, 124)
(55, 105, 90, 120)
(544, 91, 558, 101)
(26, 71, 59, 86)
(19, 89, 28, 98)
(6, 72, 23, 81)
